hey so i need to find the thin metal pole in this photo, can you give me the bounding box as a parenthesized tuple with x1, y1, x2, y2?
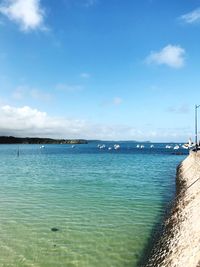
(195, 105, 197, 151)
(195, 105, 200, 151)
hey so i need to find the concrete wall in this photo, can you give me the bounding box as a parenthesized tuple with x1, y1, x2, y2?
(144, 152, 200, 267)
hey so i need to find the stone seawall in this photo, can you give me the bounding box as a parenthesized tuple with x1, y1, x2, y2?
(144, 151, 200, 267)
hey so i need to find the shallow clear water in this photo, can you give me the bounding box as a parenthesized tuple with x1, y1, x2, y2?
(0, 143, 186, 267)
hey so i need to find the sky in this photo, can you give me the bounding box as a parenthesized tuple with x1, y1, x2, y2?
(0, 0, 200, 141)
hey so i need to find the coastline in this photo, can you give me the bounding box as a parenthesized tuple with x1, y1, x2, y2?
(0, 136, 88, 144)
(144, 151, 200, 267)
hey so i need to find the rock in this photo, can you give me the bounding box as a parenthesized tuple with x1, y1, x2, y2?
(51, 227, 59, 232)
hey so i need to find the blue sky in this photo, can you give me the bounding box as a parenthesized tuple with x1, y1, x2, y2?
(0, 0, 200, 141)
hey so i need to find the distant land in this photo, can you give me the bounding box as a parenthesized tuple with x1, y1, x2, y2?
(88, 140, 151, 143)
(0, 136, 88, 144)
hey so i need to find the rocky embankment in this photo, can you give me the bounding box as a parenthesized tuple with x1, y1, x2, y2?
(144, 151, 200, 267)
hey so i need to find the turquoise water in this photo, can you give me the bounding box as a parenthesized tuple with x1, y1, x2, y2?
(0, 143, 186, 267)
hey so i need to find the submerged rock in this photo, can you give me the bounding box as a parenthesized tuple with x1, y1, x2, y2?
(51, 227, 59, 232)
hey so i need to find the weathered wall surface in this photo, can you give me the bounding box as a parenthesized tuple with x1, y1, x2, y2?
(144, 152, 200, 267)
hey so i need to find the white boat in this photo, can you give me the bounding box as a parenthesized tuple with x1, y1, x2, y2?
(140, 145, 144, 149)
(182, 138, 195, 149)
(174, 145, 180, 150)
(40, 145, 45, 149)
(108, 147, 112, 151)
(165, 145, 172, 149)
(150, 145, 154, 148)
(189, 138, 192, 147)
(114, 144, 120, 150)
(136, 144, 140, 148)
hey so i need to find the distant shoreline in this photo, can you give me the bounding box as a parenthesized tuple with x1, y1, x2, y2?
(0, 136, 88, 144)
(0, 137, 185, 144)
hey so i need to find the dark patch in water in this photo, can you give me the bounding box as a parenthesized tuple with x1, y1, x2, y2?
(51, 227, 59, 232)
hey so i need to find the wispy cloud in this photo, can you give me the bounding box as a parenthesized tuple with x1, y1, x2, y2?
(56, 83, 83, 92)
(65, 0, 98, 8)
(146, 44, 185, 69)
(166, 104, 190, 114)
(0, 0, 46, 32)
(12, 85, 52, 102)
(80, 72, 91, 79)
(101, 97, 123, 107)
(113, 97, 122, 106)
(83, 0, 98, 7)
(180, 8, 200, 24)
(30, 89, 52, 101)
(156, 126, 192, 140)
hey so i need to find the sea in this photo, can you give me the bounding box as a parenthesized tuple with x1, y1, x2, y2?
(0, 142, 188, 267)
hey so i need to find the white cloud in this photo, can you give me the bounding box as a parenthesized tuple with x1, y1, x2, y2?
(146, 44, 185, 69)
(0, 105, 87, 138)
(80, 72, 91, 79)
(0, 104, 151, 140)
(180, 8, 200, 24)
(0, 104, 193, 141)
(0, 0, 46, 32)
